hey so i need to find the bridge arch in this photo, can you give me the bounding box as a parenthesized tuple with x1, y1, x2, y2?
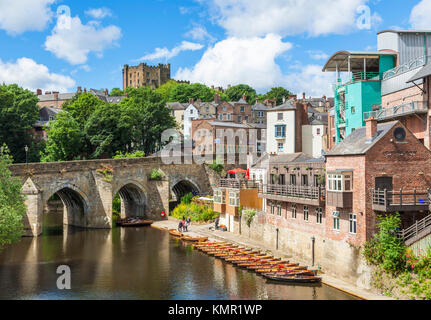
(170, 177, 201, 204)
(44, 184, 90, 228)
(113, 181, 147, 218)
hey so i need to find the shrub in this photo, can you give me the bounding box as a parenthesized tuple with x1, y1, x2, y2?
(171, 202, 218, 222)
(113, 151, 145, 159)
(149, 168, 164, 181)
(243, 209, 257, 227)
(181, 192, 194, 204)
(209, 161, 224, 174)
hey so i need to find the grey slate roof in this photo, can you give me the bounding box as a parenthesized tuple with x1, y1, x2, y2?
(167, 102, 187, 110)
(268, 152, 311, 164)
(309, 112, 328, 125)
(325, 121, 398, 156)
(208, 121, 249, 128)
(268, 101, 296, 111)
(37, 93, 76, 101)
(252, 102, 267, 111)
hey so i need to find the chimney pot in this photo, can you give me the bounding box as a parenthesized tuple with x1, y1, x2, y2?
(242, 94, 247, 101)
(36, 89, 42, 95)
(302, 92, 306, 100)
(366, 117, 378, 139)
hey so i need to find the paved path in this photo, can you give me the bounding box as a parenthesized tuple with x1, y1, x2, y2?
(152, 217, 393, 300)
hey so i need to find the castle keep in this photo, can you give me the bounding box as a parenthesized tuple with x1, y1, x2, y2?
(123, 63, 171, 90)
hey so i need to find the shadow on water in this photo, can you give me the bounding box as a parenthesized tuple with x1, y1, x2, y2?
(0, 223, 359, 300)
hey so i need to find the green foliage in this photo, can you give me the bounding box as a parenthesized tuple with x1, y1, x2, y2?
(209, 161, 224, 174)
(112, 194, 121, 216)
(262, 87, 292, 105)
(243, 209, 257, 227)
(225, 84, 257, 104)
(63, 92, 106, 129)
(109, 88, 124, 97)
(96, 165, 114, 182)
(149, 168, 164, 181)
(168, 83, 213, 103)
(155, 80, 180, 101)
(113, 151, 145, 159)
(181, 192, 194, 204)
(363, 213, 406, 274)
(0, 84, 40, 163)
(0, 145, 26, 249)
(171, 202, 218, 222)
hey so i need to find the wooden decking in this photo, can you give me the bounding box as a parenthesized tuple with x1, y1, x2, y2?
(398, 214, 431, 246)
(259, 184, 325, 206)
(371, 189, 430, 212)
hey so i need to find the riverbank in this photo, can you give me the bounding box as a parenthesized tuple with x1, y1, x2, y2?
(152, 217, 394, 300)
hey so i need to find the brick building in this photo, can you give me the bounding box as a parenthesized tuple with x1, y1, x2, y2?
(122, 63, 171, 90)
(36, 89, 76, 109)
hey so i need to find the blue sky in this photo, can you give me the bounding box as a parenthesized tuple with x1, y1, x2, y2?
(1, 0, 431, 96)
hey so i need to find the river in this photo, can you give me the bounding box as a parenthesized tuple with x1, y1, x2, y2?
(0, 215, 358, 300)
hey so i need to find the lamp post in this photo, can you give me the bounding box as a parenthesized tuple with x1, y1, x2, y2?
(24, 145, 29, 169)
(311, 236, 316, 267)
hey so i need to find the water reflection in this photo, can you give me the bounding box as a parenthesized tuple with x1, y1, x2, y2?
(0, 220, 358, 300)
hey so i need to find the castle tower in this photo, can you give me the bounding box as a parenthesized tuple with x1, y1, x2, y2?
(122, 63, 171, 90)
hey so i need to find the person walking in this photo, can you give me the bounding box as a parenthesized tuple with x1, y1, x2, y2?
(185, 216, 191, 232)
(178, 220, 183, 232)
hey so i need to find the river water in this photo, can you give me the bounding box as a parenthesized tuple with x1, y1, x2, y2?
(0, 216, 358, 300)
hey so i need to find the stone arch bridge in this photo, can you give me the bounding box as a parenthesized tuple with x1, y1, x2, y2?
(9, 156, 226, 236)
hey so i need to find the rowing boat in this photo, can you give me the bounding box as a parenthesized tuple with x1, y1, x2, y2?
(182, 235, 208, 242)
(117, 218, 153, 227)
(237, 260, 287, 267)
(264, 274, 322, 284)
(169, 229, 183, 238)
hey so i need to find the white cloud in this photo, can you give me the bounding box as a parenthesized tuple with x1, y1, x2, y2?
(0, 0, 55, 35)
(44, 15, 122, 65)
(284, 65, 335, 97)
(209, 0, 375, 37)
(175, 34, 292, 91)
(137, 41, 204, 61)
(410, 0, 431, 29)
(0, 57, 75, 92)
(185, 25, 216, 42)
(307, 50, 329, 60)
(85, 7, 112, 19)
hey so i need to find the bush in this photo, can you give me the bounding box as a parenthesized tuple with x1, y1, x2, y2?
(113, 151, 145, 159)
(149, 168, 164, 181)
(171, 202, 218, 222)
(209, 161, 224, 174)
(181, 192, 194, 204)
(243, 209, 257, 227)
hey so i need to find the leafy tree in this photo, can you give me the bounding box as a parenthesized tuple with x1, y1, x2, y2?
(263, 87, 292, 105)
(113, 151, 145, 159)
(225, 84, 257, 104)
(0, 84, 39, 163)
(122, 86, 177, 155)
(156, 80, 179, 101)
(211, 89, 229, 102)
(0, 145, 26, 249)
(63, 92, 106, 128)
(168, 83, 213, 103)
(109, 88, 124, 96)
(41, 112, 85, 162)
(84, 103, 136, 159)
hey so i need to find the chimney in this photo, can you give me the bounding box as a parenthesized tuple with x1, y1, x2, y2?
(189, 98, 194, 104)
(45, 91, 51, 95)
(366, 117, 378, 139)
(214, 93, 220, 104)
(255, 98, 259, 104)
(197, 98, 202, 104)
(53, 92, 59, 100)
(77, 86, 82, 93)
(282, 96, 286, 104)
(104, 88, 109, 96)
(323, 95, 326, 101)
(227, 84, 231, 89)
(302, 92, 306, 100)
(84, 88, 87, 93)
(36, 89, 42, 95)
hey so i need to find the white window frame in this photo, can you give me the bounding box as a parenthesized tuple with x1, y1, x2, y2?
(316, 208, 323, 224)
(277, 204, 282, 216)
(214, 189, 225, 204)
(332, 211, 340, 231)
(327, 172, 352, 192)
(349, 213, 357, 234)
(228, 190, 240, 207)
(291, 205, 297, 219)
(303, 206, 309, 221)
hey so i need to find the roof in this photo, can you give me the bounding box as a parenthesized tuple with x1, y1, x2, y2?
(407, 62, 431, 83)
(309, 112, 328, 125)
(236, 98, 247, 104)
(167, 102, 186, 110)
(207, 121, 249, 128)
(37, 93, 76, 102)
(377, 29, 431, 35)
(325, 121, 398, 156)
(247, 123, 267, 129)
(252, 102, 267, 111)
(268, 152, 311, 164)
(323, 50, 396, 72)
(267, 101, 296, 111)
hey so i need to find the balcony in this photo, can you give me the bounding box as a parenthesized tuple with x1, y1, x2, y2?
(382, 55, 431, 80)
(371, 189, 430, 212)
(327, 191, 353, 208)
(219, 178, 260, 189)
(259, 184, 325, 206)
(334, 72, 382, 89)
(364, 101, 428, 122)
(398, 214, 431, 246)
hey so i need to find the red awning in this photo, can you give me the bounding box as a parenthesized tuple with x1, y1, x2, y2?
(227, 168, 247, 174)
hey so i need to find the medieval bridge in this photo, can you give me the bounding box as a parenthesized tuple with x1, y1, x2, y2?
(9, 156, 230, 237)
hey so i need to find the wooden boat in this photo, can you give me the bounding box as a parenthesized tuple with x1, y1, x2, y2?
(117, 218, 153, 227)
(231, 257, 277, 265)
(169, 229, 184, 238)
(263, 270, 316, 277)
(264, 274, 322, 284)
(237, 260, 286, 267)
(182, 235, 208, 242)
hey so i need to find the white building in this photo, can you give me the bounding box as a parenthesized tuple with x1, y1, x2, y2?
(266, 101, 298, 154)
(302, 113, 328, 158)
(183, 103, 200, 139)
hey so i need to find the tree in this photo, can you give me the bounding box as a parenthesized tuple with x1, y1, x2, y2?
(121, 86, 177, 155)
(155, 80, 179, 101)
(168, 83, 213, 103)
(0, 84, 39, 163)
(225, 84, 257, 104)
(0, 145, 26, 249)
(263, 87, 292, 105)
(84, 103, 136, 159)
(41, 112, 85, 162)
(63, 92, 106, 128)
(109, 88, 124, 96)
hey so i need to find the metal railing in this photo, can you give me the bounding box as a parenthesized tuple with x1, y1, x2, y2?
(259, 184, 325, 200)
(398, 214, 431, 244)
(351, 72, 381, 81)
(219, 178, 261, 189)
(383, 55, 431, 80)
(372, 189, 430, 209)
(364, 101, 428, 121)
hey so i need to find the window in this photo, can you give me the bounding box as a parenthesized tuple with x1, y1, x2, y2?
(223, 106, 227, 111)
(258, 111, 264, 117)
(240, 106, 245, 112)
(349, 213, 357, 234)
(245, 116, 248, 122)
(209, 144, 213, 152)
(278, 143, 284, 152)
(270, 203, 275, 215)
(227, 114, 231, 120)
(291, 205, 297, 219)
(316, 128, 321, 135)
(275, 125, 286, 138)
(303, 206, 309, 221)
(181, 115, 184, 120)
(290, 174, 296, 185)
(228, 190, 240, 207)
(270, 174, 277, 184)
(206, 107, 209, 112)
(327, 173, 352, 192)
(351, 106, 355, 114)
(277, 204, 282, 216)
(214, 190, 225, 204)
(278, 174, 286, 185)
(190, 109, 193, 115)
(301, 175, 308, 186)
(332, 211, 340, 231)
(316, 208, 323, 224)
(278, 113, 284, 120)
(219, 114, 223, 120)
(146, 72, 150, 77)
(257, 142, 261, 152)
(238, 116, 242, 123)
